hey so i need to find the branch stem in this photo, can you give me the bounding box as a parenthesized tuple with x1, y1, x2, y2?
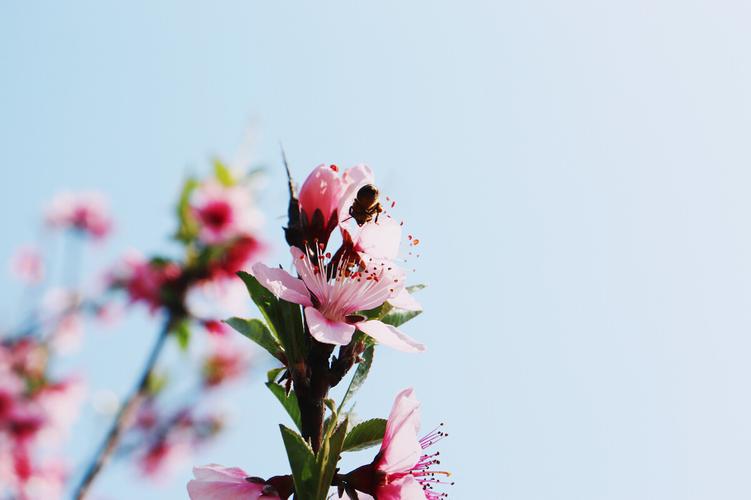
(72, 317, 175, 500)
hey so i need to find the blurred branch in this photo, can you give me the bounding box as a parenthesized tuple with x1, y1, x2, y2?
(72, 316, 176, 500)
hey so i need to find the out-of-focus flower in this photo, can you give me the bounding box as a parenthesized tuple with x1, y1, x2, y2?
(49, 313, 83, 355)
(192, 181, 261, 245)
(250, 247, 424, 351)
(186, 279, 250, 324)
(0, 339, 82, 500)
(9, 246, 44, 284)
(201, 338, 250, 387)
(209, 236, 263, 279)
(45, 191, 112, 240)
(187, 464, 288, 500)
(108, 252, 183, 312)
(345, 388, 451, 500)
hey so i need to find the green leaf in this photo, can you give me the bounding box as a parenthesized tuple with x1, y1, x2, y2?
(146, 371, 169, 396)
(315, 418, 348, 500)
(225, 317, 282, 359)
(342, 418, 387, 452)
(213, 158, 235, 186)
(237, 271, 307, 363)
(406, 284, 426, 293)
(279, 425, 316, 499)
(175, 177, 199, 243)
(267, 367, 285, 383)
(380, 308, 422, 328)
(266, 382, 302, 431)
(172, 320, 191, 351)
(338, 345, 374, 413)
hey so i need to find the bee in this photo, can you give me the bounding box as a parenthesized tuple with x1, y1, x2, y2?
(348, 184, 383, 225)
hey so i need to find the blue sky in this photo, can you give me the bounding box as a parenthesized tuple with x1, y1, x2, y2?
(2, 1, 751, 499)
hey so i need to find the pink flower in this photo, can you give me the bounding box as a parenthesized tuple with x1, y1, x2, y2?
(250, 246, 424, 352)
(9, 246, 44, 284)
(201, 338, 250, 387)
(346, 389, 451, 500)
(45, 191, 112, 240)
(187, 464, 283, 500)
(295, 164, 374, 246)
(108, 252, 182, 312)
(192, 181, 261, 245)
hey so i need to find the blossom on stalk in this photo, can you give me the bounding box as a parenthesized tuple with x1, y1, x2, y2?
(107, 252, 183, 313)
(45, 191, 112, 240)
(344, 388, 451, 499)
(289, 164, 374, 248)
(187, 464, 291, 500)
(250, 245, 424, 352)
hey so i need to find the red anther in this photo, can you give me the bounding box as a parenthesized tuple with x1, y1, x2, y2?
(330, 164, 339, 172)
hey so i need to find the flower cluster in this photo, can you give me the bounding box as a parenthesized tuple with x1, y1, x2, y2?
(108, 162, 263, 321)
(0, 338, 84, 500)
(190, 163, 450, 500)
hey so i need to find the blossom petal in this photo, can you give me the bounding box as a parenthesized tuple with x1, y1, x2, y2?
(192, 464, 248, 482)
(188, 465, 275, 500)
(250, 262, 312, 307)
(305, 307, 356, 345)
(351, 217, 402, 260)
(377, 388, 423, 475)
(357, 320, 426, 353)
(388, 288, 422, 312)
(187, 480, 264, 500)
(377, 475, 425, 500)
(299, 164, 344, 221)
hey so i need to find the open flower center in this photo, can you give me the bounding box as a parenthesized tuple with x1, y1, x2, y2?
(295, 245, 399, 322)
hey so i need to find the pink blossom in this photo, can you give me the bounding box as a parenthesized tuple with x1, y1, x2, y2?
(139, 439, 190, 479)
(9, 246, 44, 284)
(108, 252, 182, 312)
(187, 464, 282, 500)
(192, 181, 261, 245)
(299, 164, 346, 224)
(250, 247, 424, 351)
(45, 191, 112, 240)
(201, 338, 250, 387)
(347, 389, 451, 500)
(295, 164, 374, 245)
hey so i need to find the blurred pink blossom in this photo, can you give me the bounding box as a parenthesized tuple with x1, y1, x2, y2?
(9, 246, 44, 284)
(192, 181, 262, 245)
(45, 191, 112, 240)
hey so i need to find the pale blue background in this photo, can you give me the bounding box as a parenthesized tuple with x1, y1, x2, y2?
(2, 1, 751, 499)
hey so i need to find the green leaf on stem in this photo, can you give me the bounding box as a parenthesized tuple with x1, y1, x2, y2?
(315, 418, 348, 500)
(237, 271, 307, 363)
(225, 317, 283, 359)
(213, 158, 235, 186)
(266, 382, 302, 431)
(267, 366, 286, 384)
(342, 418, 387, 452)
(338, 345, 374, 413)
(279, 425, 316, 499)
(175, 177, 199, 243)
(172, 320, 191, 351)
(380, 308, 422, 328)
